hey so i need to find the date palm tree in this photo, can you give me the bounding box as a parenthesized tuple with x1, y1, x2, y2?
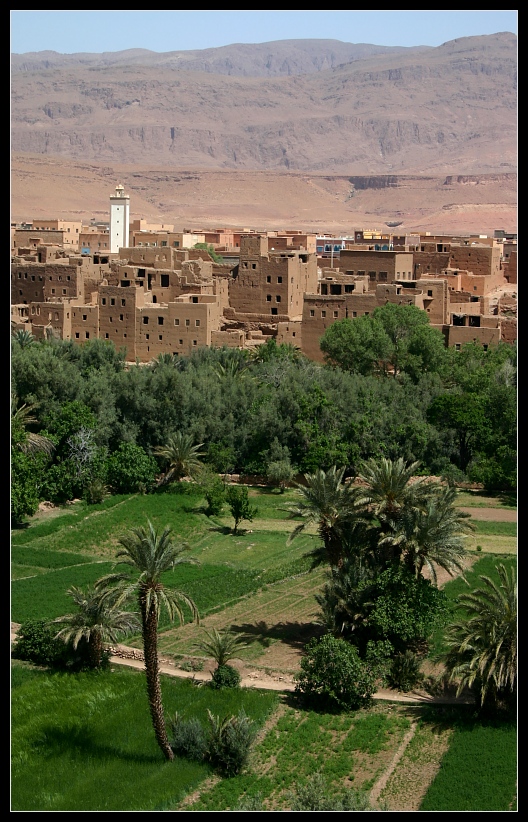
(194, 626, 248, 672)
(11, 393, 55, 457)
(442, 563, 517, 710)
(97, 520, 199, 761)
(381, 485, 473, 585)
(51, 585, 140, 669)
(153, 431, 204, 485)
(286, 466, 366, 568)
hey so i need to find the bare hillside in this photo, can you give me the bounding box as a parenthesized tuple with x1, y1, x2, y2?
(11, 33, 516, 175)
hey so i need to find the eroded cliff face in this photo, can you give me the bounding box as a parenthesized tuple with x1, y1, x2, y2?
(443, 174, 517, 185)
(11, 33, 516, 175)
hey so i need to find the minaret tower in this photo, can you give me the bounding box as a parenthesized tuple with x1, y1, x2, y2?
(109, 184, 130, 254)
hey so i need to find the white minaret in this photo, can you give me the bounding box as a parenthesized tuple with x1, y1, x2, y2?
(109, 184, 130, 254)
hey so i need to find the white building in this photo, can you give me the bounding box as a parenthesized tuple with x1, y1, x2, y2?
(109, 184, 130, 254)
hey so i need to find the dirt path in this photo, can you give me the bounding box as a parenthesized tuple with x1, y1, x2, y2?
(458, 507, 516, 522)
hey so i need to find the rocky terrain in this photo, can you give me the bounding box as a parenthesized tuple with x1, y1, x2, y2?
(11, 33, 516, 234)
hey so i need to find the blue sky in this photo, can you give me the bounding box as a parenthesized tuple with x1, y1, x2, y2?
(10, 10, 517, 55)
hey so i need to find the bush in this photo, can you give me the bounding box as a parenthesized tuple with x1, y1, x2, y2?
(168, 713, 208, 762)
(387, 650, 424, 692)
(206, 709, 256, 776)
(211, 664, 241, 690)
(11, 619, 104, 671)
(288, 773, 375, 811)
(83, 477, 108, 505)
(226, 485, 257, 534)
(197, 469, 226, 516)
(295, 634, 376, 711)
(105, 442, 158, 494)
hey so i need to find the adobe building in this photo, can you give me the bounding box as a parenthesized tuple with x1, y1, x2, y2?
(228, 234, 318, 322)
(338, 250, 414, 288)
(109, 185, 130, 254)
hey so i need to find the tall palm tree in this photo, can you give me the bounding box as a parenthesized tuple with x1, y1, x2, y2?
(51, 585, 140, 669)
(153, 432, 204, 485)
(286, 466, 366, 568)
(381, 486, 473, 585)
(11, 393, 55, 457)
(97, 520, 199, 761)
(442, 563, 516, 710)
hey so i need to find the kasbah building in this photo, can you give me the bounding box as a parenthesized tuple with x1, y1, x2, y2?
(11, 185, 517, 363)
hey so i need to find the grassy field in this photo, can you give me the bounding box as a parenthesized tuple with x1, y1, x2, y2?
(11, 483, 517, 811)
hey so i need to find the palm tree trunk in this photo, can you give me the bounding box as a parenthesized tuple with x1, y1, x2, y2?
(141, 596, 174, 761)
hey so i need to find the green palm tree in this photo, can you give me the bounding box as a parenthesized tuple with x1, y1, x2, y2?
(356, 457, 440, 565)
(97, 520, 199, 761)
(286, 466, 366, 568)
(11, 393, 55, 457)
(442, 563, 517, 710)
(51, 585, 140, 669)
(153, 432, 205, 485)
(194, 627, 248, 670)
(12, 328, 36, 348)
(381, 486, 473, 584)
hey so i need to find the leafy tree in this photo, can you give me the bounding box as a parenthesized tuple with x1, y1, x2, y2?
(320, 315, 392, 376)
(317, 562, 448, 656)
(51, 585, 140, 669)
(267, 459, 295, 492)
(294, 634, 377, 711)
(226, 485, 257, 534)
(105, 442, 158, 494)
(442, 563, 516, 711)
(97, 520, 199, 760)
(427, 393, 487, 473)
(11, 449, 42, 525)
(153, 432, 205, 485)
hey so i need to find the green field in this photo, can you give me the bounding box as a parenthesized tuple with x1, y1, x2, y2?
(11, 485, 517, 811)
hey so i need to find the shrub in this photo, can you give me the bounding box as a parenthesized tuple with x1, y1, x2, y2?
(295, 634, 376, 711)
(387, 650, 424, 692)
(83, 477, 108, 505)
(226, 485, 257, 534)
(105, 442, 157, 494)
(206, 709, 256, 776)
(168, 713, 208, 762)
(288, 773, 375, 811)
(211, 663, 241, 690)
(11, 619, 103, 671)
(197, 469, 226, 516)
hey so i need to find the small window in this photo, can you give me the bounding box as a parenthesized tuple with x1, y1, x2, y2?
(252, 263, 256, 270)
(271, 307, 278, 316)
(192, 296, 198, 303)
(309, 309, 315, 317)
(105, 333, 109, 339)
(193, 340, 197, 346)
(161, 274, 169, 287)
(146, 334, 150, 340)
(455, 344, 461, 351)
(174, 318, 180, 326)
(62, 289, 67, 295)
(277, 276, 282, 283)
(266, 295, 272, 302)
(119, 314, 124, 321)
(427, 290, 433, 297)
(110, 298, 115, 306)
(75, 332, 80, 339)
(185, 319, 190, 327)
(51, 289, 55, 294)
(158, 317, 164, 325)
(109, 317, 113, 323)
(352, 312, 357, 317)
(83, 314, 87, 321)
(121, 299, 126, 306)
(179, 339, 183, 345)
(85, 332, 90, 339)
(321, 310, 326, 318)
(266, 275, 271, 283)
(333, 311, 338, 318)
(195, 319, 200, 327)
(159, 335, 163, 341)
(143, 316, 149, 324)
(102, 298, 106, 306)
(276, 295, 281, 303)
